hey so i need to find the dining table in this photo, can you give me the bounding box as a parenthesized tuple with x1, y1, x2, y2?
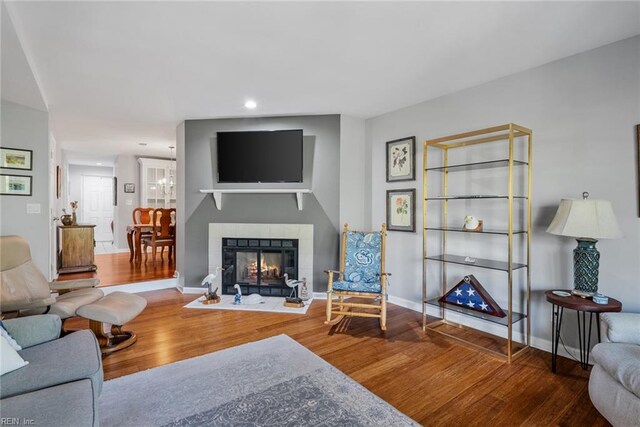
(127, 224, 151, 262)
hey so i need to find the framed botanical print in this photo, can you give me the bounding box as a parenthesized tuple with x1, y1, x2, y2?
(0, 147, 33, 171)
(386, 136, 415, 182)
(386, 189, 416, 232)
(0, 174, 32, 196)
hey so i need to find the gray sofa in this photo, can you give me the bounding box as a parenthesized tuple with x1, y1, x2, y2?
(0, 315, 103, 427)
(589, 312, 640, 426)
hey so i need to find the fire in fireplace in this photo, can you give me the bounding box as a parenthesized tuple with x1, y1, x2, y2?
(221, 238, 298, 296)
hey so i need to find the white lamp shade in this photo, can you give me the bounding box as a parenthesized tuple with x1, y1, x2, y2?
(546, 198, 622, 239)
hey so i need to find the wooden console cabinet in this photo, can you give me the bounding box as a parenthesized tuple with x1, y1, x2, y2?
(57, 225, 97, 273)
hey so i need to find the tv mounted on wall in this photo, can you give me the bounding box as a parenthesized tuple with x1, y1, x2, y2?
(217, 129, 303, 183)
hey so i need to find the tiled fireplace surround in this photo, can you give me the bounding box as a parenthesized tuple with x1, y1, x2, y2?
(208, 223, 314, 294)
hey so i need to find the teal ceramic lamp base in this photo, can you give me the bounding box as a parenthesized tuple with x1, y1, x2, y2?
(573, 239, 600, 293)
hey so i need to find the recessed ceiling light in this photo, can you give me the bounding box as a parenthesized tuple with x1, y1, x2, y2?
(244, 100, 257, 109)
(96, 162, 103, 166)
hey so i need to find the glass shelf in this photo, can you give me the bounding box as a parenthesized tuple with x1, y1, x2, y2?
(425, 159, 528, 172)
(425, 227, 527, 235)
(424, 254, 527, 271)
(425, 297, 526, 326)
(426, 195, 527, 200)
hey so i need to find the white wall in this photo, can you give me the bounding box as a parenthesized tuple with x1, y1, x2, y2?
(365, 36, 640, 351)
(339, 115, 366, 229)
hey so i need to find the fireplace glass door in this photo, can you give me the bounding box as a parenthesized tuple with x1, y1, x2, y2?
(236, 251, 258, 284)
(221, 238, 298, 296)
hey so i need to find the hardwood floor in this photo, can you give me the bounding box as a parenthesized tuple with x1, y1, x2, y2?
(68, 289, 608, 426)
(57, 252, 175, 286)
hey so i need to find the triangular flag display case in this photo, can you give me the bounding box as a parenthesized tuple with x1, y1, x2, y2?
(422, 124, 532, 363)
(439, 275, 506, 318)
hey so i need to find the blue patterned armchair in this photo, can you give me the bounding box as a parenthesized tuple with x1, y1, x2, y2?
(325, 223, 390, 331)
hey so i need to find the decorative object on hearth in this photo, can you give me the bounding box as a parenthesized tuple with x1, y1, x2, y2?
(298, 277, 310, 301)
(232, 284, 264, 305)
(546, 192, 622, 294)
(233, 284, 242, 304)
(386, 189, 416, 232)
(463, 215, 483, 232)
(284, 297, 304, 308)
(202, 267, 223, 300)
(283, 273, 303, 299)
(439, 275, 506, 318)
(202, 287, 221, 305)
(386, 136, 416, 182)
(70, 200, 79, 225)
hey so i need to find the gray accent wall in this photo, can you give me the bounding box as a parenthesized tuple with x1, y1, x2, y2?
(365, 36, 640, 349)
(181, 115, 341, 290)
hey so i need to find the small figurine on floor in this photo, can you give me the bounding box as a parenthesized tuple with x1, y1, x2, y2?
(233, 284, 242, 304)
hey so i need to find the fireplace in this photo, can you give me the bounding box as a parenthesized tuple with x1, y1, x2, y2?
(222, 238, 298, 296)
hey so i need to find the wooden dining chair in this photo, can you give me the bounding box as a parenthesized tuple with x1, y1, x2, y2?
(141, 208, 176, 265)
(132, 207, 154, 225)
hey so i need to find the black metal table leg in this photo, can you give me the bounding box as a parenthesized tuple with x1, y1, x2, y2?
(551, 304, 564, 374)
(576, 310, 595, 370)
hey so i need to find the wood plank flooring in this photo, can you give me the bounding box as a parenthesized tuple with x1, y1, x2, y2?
(57, 252, 175, 286)
(68, 289, 609, 426)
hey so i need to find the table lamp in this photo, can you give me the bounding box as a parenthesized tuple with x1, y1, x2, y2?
(546, 192, 622, 294)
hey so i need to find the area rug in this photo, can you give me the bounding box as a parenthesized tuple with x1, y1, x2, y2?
(184, 294, 312, 315)
(100, 334, 417, 426)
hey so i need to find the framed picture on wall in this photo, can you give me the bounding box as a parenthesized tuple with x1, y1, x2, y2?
(56, 165, 61, 199)
(124, 183, 135, 193)
(0, 147, 33, 171)
(386, 189, 416, 232)
(636, 124, 639, 217)
(386, 136, 415, 182)
(0, 174, 32, 196)
(113, 177, 118, 206)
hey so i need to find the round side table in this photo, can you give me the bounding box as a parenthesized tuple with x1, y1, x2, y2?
(545, 290, 622, 373)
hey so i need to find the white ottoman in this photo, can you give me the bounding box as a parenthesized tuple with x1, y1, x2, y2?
(77, 291, 147, 354)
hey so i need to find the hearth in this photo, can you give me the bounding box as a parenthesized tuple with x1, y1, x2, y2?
(222, 238, 298, 296)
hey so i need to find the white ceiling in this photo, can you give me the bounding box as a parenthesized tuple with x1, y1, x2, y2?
(4, 1, 640, 159)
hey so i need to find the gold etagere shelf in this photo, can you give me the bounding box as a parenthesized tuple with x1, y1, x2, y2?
(422, 124, 532, 363)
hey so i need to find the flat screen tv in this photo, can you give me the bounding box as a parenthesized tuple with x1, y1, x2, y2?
(217, 129, 303, 183)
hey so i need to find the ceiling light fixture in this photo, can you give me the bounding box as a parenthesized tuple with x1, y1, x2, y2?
(244, 100, 257, 109)
(96, 162, 103, 166)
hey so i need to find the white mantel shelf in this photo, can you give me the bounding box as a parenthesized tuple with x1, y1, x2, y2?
(199, 189, 312, 211)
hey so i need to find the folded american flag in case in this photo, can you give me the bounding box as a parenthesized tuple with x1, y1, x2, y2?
(439, 275, 506, 318)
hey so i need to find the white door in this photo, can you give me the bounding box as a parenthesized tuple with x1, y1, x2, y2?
(81, 175, 114, 242)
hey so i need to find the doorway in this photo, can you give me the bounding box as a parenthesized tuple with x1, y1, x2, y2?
(81, 175, 114, 242)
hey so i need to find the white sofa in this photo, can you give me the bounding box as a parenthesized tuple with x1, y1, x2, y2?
(589, 312, 640, 426)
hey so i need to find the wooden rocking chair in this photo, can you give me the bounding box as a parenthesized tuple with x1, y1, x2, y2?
(325, 223, 390, 331)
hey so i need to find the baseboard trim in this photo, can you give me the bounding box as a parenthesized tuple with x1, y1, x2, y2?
(179, 286, 207, 294)
(100, 278, 177, 295)
(387, 294, 583, 361)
